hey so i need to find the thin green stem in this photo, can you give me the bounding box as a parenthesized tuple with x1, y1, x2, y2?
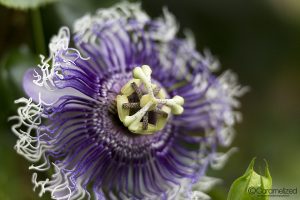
(30, 8, 46, 55)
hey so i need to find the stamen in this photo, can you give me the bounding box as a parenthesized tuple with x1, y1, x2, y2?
(142, 112, 149, 130)
(116, 65, 185, 134)
(124, 101, 153, 127)
(131, 82, 143, 99)
(122, 103, 140, 109)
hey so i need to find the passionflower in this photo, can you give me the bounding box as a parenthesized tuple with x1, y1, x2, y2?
(10, 2, 247, 200)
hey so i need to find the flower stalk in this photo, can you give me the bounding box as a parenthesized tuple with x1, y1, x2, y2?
(31, 8, 46, 55)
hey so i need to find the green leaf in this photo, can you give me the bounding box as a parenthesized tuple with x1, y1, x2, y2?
(227, 158, 272, 200)
(0, 0, 59, 10)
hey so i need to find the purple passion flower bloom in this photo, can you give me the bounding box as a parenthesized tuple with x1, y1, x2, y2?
(10, 2, 247, 200)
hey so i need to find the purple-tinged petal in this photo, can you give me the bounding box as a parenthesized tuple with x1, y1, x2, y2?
(23, 68, 92, 104)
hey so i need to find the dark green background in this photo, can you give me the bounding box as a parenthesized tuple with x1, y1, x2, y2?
(0, 0, 299, 199)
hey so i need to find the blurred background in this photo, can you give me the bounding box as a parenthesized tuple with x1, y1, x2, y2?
(0, 0, 299, 199)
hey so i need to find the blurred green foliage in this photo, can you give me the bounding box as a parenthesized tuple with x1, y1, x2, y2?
(0, 0, 299, 199)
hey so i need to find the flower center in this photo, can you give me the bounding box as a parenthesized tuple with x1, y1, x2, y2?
(116, 65, 184, 134)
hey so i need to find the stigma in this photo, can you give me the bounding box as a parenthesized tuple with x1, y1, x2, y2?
(116, 65, 184, 134)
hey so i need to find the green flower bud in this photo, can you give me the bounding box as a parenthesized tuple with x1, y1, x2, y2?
(227, 158, 272, 200)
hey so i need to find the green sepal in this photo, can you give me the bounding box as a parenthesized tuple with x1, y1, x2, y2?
(227, 158, 272, 200)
